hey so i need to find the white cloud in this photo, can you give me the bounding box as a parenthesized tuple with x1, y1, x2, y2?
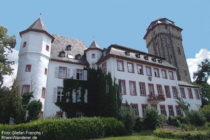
(187, 48, 210, 84)
(2, 49, 19, 88)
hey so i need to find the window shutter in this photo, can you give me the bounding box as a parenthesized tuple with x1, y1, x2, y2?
(84, 89, 88, 103)
(83, 70, 87, 80)
(73, 69, 77, 79)
(72, 91, 76, 103)
(55, 67, 59, 78)
(53, 88, 57, 103)
(67, 68, 71, 78)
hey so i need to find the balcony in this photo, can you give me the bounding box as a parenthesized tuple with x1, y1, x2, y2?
(148, 94, 165, 104)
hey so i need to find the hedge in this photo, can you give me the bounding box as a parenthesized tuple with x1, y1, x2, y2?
(0, 117, 126, 140)
(154, 128, 210, 140)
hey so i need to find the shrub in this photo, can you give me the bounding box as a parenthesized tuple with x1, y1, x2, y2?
(143, 107, 159, 130)
(154, 128, 210, 140)
(187, 110, 206, 126)
(117, 105, 136, 134)
(27, 100, 42, 121)
(200, 104, 210, 122)
(167, 116, 189, 127)
(0, 117, 125, 140)
(133, 117, 144, 131)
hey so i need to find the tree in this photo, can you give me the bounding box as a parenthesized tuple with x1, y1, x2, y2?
(27, 100, 42, 121)
(0, 26, 16, 87)
(56, 68, 122, 118)
(176, 97, 190, 115)
(193, 59, 210, 84)
(193, 59, 210, 106)
(0, 84, 22, 124)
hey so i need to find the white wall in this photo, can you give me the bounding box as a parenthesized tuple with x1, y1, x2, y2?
(101, 57, 201, 117)
(44, 61, 85, 117)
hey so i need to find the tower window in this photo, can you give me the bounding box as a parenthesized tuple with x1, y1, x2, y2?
(44, 68, 48, 75)
(92, 54, 95, 58)
(59, 51, 65, 57)
(21, 85, 30, 96)
(42, 87, 46, 98)
(66, 45, 71, 51)
(22, 41, 27, 48)
(25, 65, 31, 72)
(46, 45, 50, 51)
(178, 47, 181, 55)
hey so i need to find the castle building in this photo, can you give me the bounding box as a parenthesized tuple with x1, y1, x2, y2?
(16, 18, 201, 118)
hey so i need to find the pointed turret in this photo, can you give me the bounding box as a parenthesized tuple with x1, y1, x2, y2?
(20, 18, 54, 42)
(89, 41, 100, 48)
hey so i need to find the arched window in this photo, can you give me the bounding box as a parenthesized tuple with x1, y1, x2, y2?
(59, 51, 65, 57)
(66, 45, 71, 51)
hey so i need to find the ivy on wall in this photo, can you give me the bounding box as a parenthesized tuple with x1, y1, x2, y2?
(56, 68, 122, 118)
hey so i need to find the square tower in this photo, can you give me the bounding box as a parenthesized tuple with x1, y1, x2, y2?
(144, 18, 191, 83)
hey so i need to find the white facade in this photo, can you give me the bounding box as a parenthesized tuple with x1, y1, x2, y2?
(16, 18, 202, 118)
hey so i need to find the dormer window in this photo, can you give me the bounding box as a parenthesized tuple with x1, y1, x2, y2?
(75, 54, 81, 60)
(152, 57, 156, 62)
(59, 51, 65, 57)
(135, 53, 140, 58)
(158, 59, 162, 63)
(144, 55, 148, 60)
(92, 54, 95, 58)
(66, 45, 71, 51)
(125, 51, 130, 56)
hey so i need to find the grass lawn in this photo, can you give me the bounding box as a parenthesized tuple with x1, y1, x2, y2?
(94, 131, 178, 140)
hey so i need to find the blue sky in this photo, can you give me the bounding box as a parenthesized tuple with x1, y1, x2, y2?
(0, 0, 210, 58)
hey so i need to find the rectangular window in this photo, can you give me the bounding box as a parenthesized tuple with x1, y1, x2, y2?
(194, 89, 200, 99)
(139, 82, 146, 96)
(176, 105, 182, 116)
(129, 81, 137, 96)
(127, 62, 134, 73)
(168, 105, 174, 116)
(148, 84, 155, 95)
(46, 45, 49, 51)
(172, 87, 178, 98)
(137, 64, 143, 75)
(22, 41, 27, 48)
(25, 64, 31, 72)
(160, 105, 167, 116)
(57, 87, 63, 103)
(76, 69, 84, 80)
(21, 85, 30, 95)
(154, 68, 160, 77)
(188, 88, 193, 99)
(117, 60, 124, 71)
(169, 71, 174, 80)
(44, 68, 48, 75)
(42, 87, 46, 98)
(146, 66, 152, 76)
(58, 67, 67, 79)
(142, 104, 148, 116)
(119, 80, 126, 95)
(102, 63, 107, 73)
(165, 86, 171, 98)
(161, 69, 167, 79)
(180, 87, 186, 98)
(157, 84, 163, 95)
(131, 104, 139, 116)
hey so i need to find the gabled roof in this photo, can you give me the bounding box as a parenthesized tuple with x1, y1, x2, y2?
(19, 18, 54, 42)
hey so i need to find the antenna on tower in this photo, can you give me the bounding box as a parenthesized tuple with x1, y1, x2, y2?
(39, 13, 42, 18)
